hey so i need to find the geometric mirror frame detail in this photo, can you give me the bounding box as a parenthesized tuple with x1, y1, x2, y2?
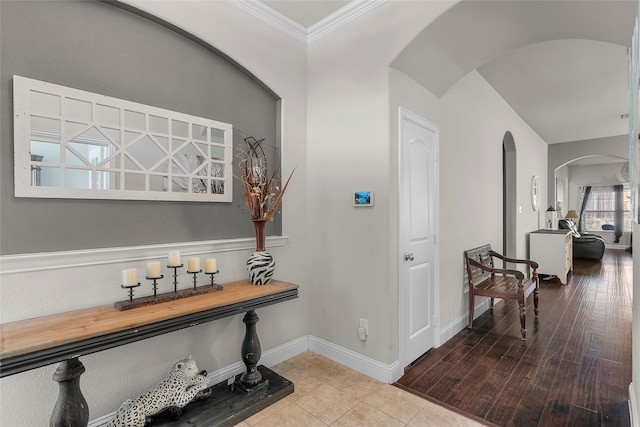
(13, 75, 232, 202)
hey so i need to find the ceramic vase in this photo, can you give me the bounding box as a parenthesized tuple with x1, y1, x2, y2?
(247, 220, 275, 285)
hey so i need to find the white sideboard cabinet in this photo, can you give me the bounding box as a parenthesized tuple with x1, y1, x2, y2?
(529, 230, 572, 284)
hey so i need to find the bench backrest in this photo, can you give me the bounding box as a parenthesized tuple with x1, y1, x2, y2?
(464, 244, 494, 288)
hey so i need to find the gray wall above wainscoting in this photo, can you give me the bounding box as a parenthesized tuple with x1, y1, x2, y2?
(0, 0, 280, 255)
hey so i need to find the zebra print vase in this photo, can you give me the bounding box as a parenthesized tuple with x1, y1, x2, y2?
(246, 251, 275, 285)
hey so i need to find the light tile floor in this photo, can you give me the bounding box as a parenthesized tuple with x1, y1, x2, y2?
(236, 351, 483, 426)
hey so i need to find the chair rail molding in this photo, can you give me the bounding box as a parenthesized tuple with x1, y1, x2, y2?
(0, 236, 289, 274)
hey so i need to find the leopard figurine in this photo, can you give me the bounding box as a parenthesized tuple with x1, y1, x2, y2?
(106, 356, 211, 427)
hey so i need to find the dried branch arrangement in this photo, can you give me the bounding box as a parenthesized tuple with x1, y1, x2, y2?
(238, 136, 295, 221)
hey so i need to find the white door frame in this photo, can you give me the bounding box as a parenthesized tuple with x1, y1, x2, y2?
(398, 107, 440, 369)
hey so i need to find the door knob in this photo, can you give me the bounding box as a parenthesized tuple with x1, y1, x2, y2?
(404, 252, 414, 261)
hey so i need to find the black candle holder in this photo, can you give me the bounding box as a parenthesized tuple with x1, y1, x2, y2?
(146, 275, 164, 297)
(167, 264, 183, 292)
(205, 270, 220, 287)
(121, 283, 141, 302)
(187, 269, 202, 289)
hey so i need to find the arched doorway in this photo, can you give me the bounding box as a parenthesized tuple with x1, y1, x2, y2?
(503, 131, 517, 258)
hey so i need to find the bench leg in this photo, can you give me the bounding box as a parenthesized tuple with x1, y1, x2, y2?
(534, 287, 539, 316)
(519, 302, 526, 340)
(468, 292, 475, 329)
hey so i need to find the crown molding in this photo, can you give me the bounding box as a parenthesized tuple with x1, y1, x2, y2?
(307, 0, 386, 43)
(229, 0, 386, 44)
(230, 0, 308, 43)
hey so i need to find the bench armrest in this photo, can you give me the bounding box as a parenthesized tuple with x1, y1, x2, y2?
(488, 250, 539, 270)
(468, 258, 524, 280)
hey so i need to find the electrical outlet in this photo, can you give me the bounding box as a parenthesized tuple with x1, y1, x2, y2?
(358, 318, 368, 341)
(359, 318, 368, 330)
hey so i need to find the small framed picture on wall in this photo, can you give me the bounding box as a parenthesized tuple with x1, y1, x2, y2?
(354, 191, 374, 207)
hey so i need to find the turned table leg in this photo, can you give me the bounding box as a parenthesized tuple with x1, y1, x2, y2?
(239, 309, 266, 391)
(50, 357, 89, 427)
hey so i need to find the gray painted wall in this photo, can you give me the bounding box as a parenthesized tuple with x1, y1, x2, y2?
(0, 0, 280, 255)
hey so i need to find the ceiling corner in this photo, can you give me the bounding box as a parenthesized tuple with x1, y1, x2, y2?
(307, 0, 387, 43)
(230, 0, 386, 44)
(229, 0, 309, 43)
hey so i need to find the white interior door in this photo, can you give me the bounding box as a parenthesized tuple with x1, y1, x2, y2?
(399, 108, 439, 367)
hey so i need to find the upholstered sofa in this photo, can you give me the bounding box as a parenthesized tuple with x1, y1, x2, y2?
(558, 219, 605, 260)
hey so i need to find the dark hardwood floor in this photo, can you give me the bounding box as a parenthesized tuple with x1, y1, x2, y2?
(395, 249, 633, 427)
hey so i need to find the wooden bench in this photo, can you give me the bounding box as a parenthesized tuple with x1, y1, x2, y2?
(464, 244, 539, 340)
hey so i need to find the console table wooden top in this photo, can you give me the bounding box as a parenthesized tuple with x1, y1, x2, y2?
(0, 280, 298, 377)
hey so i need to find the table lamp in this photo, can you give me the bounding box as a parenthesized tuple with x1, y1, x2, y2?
(565, 209, 579, 223)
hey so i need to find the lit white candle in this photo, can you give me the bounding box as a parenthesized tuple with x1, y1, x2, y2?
(122, 268, 138, 286)
(204, 258, 217, 273)
(168, 250, 181, 267)
(188, 257, 200, 272)
(147, 261, 161, 278)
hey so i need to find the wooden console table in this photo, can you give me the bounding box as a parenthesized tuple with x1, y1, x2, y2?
(0, 280, 298, 426)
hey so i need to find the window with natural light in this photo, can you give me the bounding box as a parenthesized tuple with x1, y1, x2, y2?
(582, 187, 632, 232)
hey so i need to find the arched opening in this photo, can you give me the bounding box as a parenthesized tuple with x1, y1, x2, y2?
(503, 131, 517, 258)
(554, 154, 628, 217)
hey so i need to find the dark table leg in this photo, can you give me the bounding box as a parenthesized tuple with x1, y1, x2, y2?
(50, 357, 89, 427)
(238, 309, 268, 392)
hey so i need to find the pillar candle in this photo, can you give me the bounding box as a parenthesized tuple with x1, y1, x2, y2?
(122, 268, 137, 286)
(204, 258, 217, 273)
(147, 261, 161, 278)
(168, 250, 181, 267)
(188, 257, 200, 272)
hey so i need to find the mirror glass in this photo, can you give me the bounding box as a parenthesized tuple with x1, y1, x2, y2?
(14, 75, 233, 202)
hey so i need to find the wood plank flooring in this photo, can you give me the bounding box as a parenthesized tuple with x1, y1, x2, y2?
(395, 249, 633, 427)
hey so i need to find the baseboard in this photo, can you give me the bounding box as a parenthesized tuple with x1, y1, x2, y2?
(439, 299, 490, 344)
(89, 413, 113, 427)
(260, 335, 310, 368)
(89, 336, 309, 427)
(606, 244, 629, 250)
(308, 335, 402, 383)
(89, 335, 407, 425)
(88, 332, 634, 427)
(631, 382, 639, 427)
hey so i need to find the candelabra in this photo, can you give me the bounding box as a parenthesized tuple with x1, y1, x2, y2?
(146, 275, 164, 297)
(168, 264, 184, 293)
(188, 269, 202, 290)
(121, 282, 141, 302)
(116, 258, 222, 311)
(206, 270, 220, 287)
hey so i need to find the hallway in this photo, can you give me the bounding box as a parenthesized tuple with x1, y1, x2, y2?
(395, 249, 633, 426)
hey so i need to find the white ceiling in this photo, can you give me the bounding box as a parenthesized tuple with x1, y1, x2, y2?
(254, 0, 637, 146)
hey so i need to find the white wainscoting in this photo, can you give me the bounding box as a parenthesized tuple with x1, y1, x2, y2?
(0, 236, 289, 274)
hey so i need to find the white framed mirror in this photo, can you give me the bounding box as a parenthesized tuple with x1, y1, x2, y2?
(531, 175, 540, 211)
(13, 75, 233, 202)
